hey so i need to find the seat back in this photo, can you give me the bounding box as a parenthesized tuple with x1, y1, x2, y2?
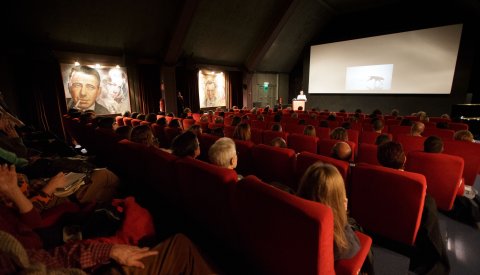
(389, 125, 412, 138)
(131, 119, 142, 127)
(346, 130, 359, 148)
(443, 140, 480, 186)
(198, 133, 220, 161)
(360, 131, 392, 145)
(422, 128, 455, 140)
(250, 128, 263, 144)
(233, 175, 335, 275)
(234, 140, 254, 176)
(296, 152, 350, 186)
(163, 127, 183, 148)
(250, 120, 267, 130)
(315, 127, 330, 140)
(350, 164, 426, 245)
(405, 151, 463, 211)
(115, 116, 124, 126)
(223, 125, 235, 138)
(317, 139, 356, 162)
(395, 135, 426, 156)
(251, 144, 296, 190)
(356, 143, 380, 166)
(182, 118, 196, 130)
(145, 147, 180, 207)
(287, 134, 318, 154)
(448, 122, 469, 131)
(176, 157, 238, 242)
(262, 130, 288, 145)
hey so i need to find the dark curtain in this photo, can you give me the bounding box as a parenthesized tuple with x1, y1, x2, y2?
(10, 50, 67, 141)
(128, 64, 161, 114)
(176, 67, 199, 112)
(229, 71, 243, 108)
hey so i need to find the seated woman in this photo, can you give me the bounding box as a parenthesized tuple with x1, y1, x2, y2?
(297, 162, 360, 260)
(330, 127, 348, 141)
(454, 130, 474, 142)
(303, 125, 316, 137)
(233, 123, 251, 142)
(130, 125, 158, 147)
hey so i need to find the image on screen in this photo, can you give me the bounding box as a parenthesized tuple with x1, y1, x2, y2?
(308, 24, 463, 94)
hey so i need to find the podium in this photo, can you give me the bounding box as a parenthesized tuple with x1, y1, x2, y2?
(292, 100, 306, 111)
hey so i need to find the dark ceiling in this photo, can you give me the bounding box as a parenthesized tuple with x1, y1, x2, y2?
(2, 0, 480, 73)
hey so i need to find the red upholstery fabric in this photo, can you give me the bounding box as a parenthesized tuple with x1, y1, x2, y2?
(251, 144, 296, 190)
(346, 130, 359, 148)
(223, 125, 235, 138)
(139, 121, 150, 126)
(262, 130, 289, 145)
(250, 120, 267, 130)
(163, 127, 183, 147)
(356, 143, 380, 166)
(151, 124, 167, 147)
(123, 117, 133, 126)
(131, 119, 142, 127)
(315, 127, 330, 140)
(395, 135, 426, 156)
(234, 139, 255, 176)
(350, 163, 426, 245)
(317, 139, 356, 162)
(296, 152, 350, 184)
(448, 122, 469, 131)
(182, 118, 196, 130)
(145, 146, 180, 206)
(360, 132, 392, 145)
(429, 117, 450, 123)
(115, 116, 124, 126)
(233, 175, 335, 275)
(335, 231, 372, 275)
(286, 124, 307, 134)
(288, 134, 319, 154)
(422, 128, 455, 140)
(405, 151, 464, 211)
(250, 128, 263, 144)
(175, 157, 238, 242)
(443, 140, 480, 186)
(389, 125, 412, 138)
(198, 133, 220, 161)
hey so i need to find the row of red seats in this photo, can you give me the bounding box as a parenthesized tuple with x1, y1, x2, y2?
(67, 121, 372, 275)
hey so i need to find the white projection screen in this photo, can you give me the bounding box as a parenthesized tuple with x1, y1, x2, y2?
(308, 24, 463, 94)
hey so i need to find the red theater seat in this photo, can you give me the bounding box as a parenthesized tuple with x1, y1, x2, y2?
(422, 128, 455, 140)
(115, 116, 124, 126)
(250, 128, 263, 144)
(163, 127, 183, 147)
(232, 175, 335, 275)
(223, 125, 235, 138)
(262, 130, 288, 145)
(405, 151, 464, 211)
(251, 144, 296, 190)
(287, 134, 318, 154)
(198, 133, 220, 161)
(395, 135, 426, 156)
(449, 122, 469, 131)
(176, 157, 238, 242)
(360, 132, 392, 145)
(356, 143, 380, 166)
(350, 163, 426, 245)
(389, 125, 412, 138)
(145, 147, 180, 206)
(233, 139, 255, 176)
(443, 140, 480, 186)
(317, 139, 356, 162)
(315, 127, 330, 140)
(296, 152, 350, 185)
(250, 120, 267, 130)
(182, 118, 196, 130)
(131, 119, 142, 127)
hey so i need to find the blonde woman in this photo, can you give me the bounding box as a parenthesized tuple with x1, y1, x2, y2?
(297, 162, 360, 260)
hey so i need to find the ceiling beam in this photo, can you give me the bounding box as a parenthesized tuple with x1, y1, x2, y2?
(163, 0, 200, 66)
(244, 0, 302, 72)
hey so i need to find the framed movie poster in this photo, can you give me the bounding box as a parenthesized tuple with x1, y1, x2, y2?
(198, 70, 226, 108)
(61, 63, 131, 115)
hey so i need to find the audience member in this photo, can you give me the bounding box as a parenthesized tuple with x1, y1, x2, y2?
(271, 124, 282, 132)
(208, 137, 239, 175)
(440, 114, 450, 120)
(331, 142, 352, 161)
(424, 136, 443, 153)
(377, 141, 450, 274)
(454, 130, 474, 142)
(231, 116, 241, 127)
(145, 113, 157, 123)
(170, 131, 200, 158)
(303, 125, 316, 137)
(115, 125, 133, 140)
(233, 123, 251, 142)
(297, 162, 360, 260)
(410, 122, 425, 137)
(187, 125, 202, 136)
(156, 117, 167, 127)
(330, 127, 348, 141)
(130, 125, 157, 147)
(391, 109, 400, 117)
(270, 137, 287, 148)
(400, 118, 413, 126)
(374, 134, 391, 146)
(372, 119, 384, 133)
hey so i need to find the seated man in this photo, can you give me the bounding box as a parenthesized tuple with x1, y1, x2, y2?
(424, 135, 443, 153)
(208, 137, 242, 180)
(170, 131, 200, 158)
(331, 141, 352, 162)
(270, 137, 287, 148)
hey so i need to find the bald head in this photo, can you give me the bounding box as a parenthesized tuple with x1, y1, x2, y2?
(331, 141, 352, 161)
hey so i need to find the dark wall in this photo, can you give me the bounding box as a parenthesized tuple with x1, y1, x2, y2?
(293, 1, 480, 116)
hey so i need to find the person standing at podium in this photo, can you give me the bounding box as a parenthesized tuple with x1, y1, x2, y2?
(297, 90, 307, 101)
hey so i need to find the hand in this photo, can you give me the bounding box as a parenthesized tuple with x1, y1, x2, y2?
(0, 164, 19, 199)
(41, 172, 68, 195)
(110, 244, 158, 269)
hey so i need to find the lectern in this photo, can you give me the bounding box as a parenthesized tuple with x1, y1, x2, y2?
(292, 100, 305, 111)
